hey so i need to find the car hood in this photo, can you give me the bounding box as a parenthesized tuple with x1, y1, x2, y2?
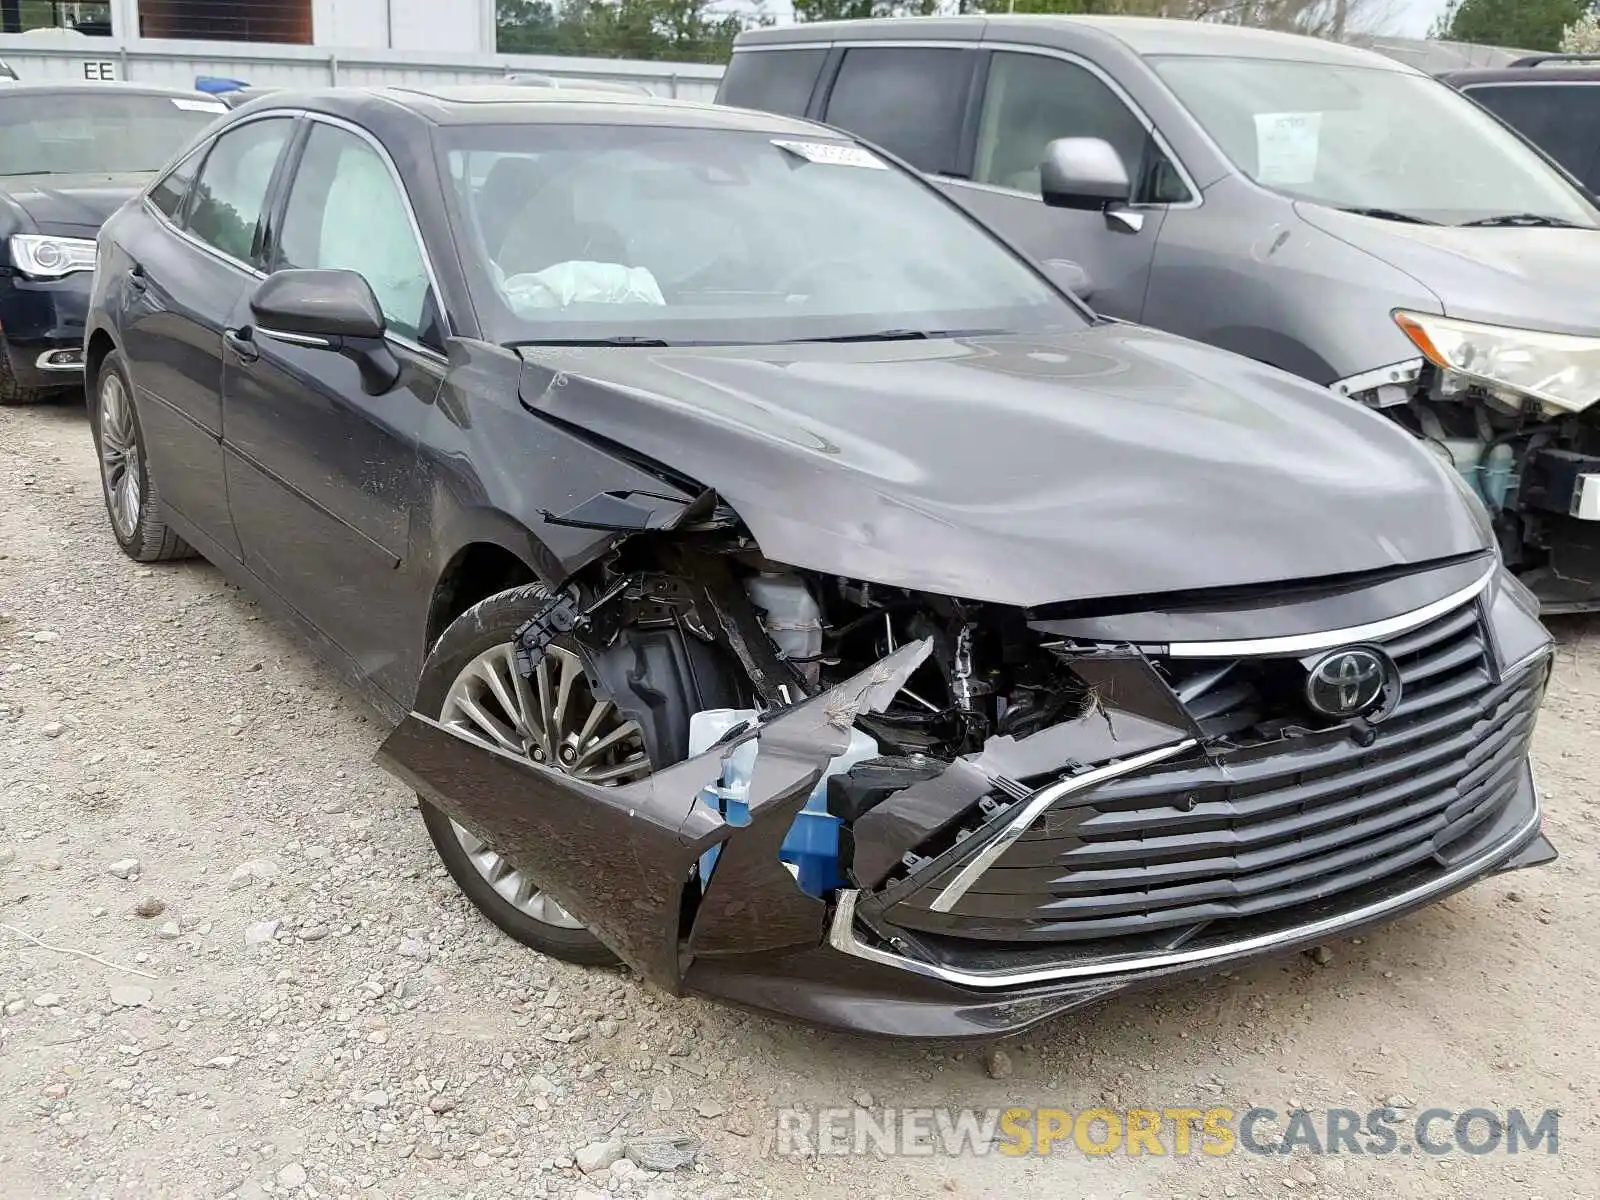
(1298, 203, 1600, 335)
(2, 172, 148, 236)
(517, 326, 1489, 607)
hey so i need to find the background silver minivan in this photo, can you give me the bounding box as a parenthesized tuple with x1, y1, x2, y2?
(721, 16, 1600, 612)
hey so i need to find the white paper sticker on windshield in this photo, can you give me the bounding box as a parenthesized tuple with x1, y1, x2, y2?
(1254, 112, 1321, 186)
(172, 97, 228, 113)
(771, 139, 887, 169)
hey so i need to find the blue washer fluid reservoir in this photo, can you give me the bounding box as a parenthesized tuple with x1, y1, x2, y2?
(688, 708, 878, 897)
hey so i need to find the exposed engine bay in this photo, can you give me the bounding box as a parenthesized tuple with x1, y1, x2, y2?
(1352, 359, 1600, 613)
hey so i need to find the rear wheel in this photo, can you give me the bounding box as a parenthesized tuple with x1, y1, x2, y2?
(90, 351, 194, 563)
(416, 585, 652, 964)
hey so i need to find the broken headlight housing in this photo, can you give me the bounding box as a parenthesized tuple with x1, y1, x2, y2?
(1394, 310, 1600, 416)
(8, 233, 97, 279)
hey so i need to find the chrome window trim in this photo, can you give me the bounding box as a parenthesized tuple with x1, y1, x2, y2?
(1161, 563, 1498, 659)
(141, 107, 449, 366)
(831, 773, 1542, 988)
(928, 739, 1198, 913)
(256, 326, 333, 349)
(1462, 80, 1600, 90)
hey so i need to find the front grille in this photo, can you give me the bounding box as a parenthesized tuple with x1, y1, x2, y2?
(885, 601, 1545, 944)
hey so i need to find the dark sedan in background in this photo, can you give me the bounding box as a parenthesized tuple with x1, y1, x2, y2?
(82, 85, 1554, 1037)
(0, 81, 226, 404)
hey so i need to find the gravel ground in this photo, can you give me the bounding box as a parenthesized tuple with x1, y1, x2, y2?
(1, 395, 1597, 1200)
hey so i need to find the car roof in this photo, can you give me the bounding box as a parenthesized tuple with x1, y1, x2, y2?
(256, 84, 830, 135)
(735, 14, 1416, 71)
(0, 80, 221, 99)
(1441, 65, 1600, 86)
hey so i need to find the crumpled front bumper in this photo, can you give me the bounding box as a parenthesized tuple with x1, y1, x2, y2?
(696, 770, 1549, 1040)
(375, 629, 1556, 1040)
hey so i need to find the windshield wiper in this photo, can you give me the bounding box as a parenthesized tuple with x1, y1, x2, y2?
(1458, 212, 1585, 228)
(1334, 206, 1439, 225)
(787, 327, 1004, 344)
(513, 335, 673, 347)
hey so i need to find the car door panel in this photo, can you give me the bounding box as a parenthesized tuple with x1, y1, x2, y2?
(223, 327, 438, 693)
(941, 179, 1168, 319)
(222, 118, 439, 700)
(113, 215, 248, 557)
(113, 115, 297, 558)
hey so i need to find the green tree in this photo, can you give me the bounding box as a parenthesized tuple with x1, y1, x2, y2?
(1434, 0, 1589, 51)
(496, 0, 759, 63)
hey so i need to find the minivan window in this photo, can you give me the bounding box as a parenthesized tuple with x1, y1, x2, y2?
(719, 48, 826, 118)
(1464, 83, 1600, 190)
(824, 47, 971, 175)
(1153, 57, 1600, 227)
(441, 124, 1086, 347)
(976, 51, 1187, 202)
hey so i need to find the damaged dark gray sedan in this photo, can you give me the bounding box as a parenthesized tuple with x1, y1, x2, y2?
(85, 85, 1557, 1038)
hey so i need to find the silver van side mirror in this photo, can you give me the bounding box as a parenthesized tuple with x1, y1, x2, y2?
(1040, 137, 1132, 211)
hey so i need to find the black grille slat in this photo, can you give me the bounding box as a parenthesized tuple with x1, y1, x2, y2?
(886, 595, 1546, 945)
(942, 775, 1523, 937)
(966, 728, 1531, 901)
(1031, 708, 1534, 877)
(1382, 604, 1480, 660)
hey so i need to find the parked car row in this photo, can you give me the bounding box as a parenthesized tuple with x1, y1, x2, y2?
(1, 18, 1567, 1038)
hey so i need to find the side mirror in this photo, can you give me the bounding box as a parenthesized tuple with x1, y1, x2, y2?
(248, 268, 400, 395)
(1042, 258, 1093, 302)
(1039, 137, 1132, 212)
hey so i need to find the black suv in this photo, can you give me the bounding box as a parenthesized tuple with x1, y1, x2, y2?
(1440, 55, 1600, 193)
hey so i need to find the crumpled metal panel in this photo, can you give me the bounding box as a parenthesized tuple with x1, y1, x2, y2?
(375, 640, 931, 990)
(850, 652, 1200, 892)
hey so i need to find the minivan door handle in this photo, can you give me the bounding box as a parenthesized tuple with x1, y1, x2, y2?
(126, 262, 147, 291)
(223, 326, 260, 364)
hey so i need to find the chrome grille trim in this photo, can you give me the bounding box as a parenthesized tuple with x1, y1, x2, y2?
(1162, 564, 1495, 658)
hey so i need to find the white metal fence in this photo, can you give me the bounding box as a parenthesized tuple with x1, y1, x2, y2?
(0, 35, 727, 100)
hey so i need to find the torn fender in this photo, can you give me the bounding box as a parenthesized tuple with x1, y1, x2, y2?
(374, 640, 932, 991)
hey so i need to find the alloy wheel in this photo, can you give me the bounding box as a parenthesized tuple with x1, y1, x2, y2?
(438, 642, 650, 928)
(98, 371, 142, 541)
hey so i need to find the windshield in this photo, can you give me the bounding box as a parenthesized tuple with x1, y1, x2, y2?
(0, 92, 224, 177)
(1151, 56, 1600, 228)
(441, 124, 1087, 346)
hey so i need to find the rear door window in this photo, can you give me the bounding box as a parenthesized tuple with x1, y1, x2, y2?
(1465, 83, 1600, 189)
(823, 47, 973, 175)
(185, 117, 294, 265)
(719, 48, 827, 117)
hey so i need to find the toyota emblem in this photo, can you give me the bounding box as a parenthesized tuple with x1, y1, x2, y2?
(1304, 647, 1397, 719)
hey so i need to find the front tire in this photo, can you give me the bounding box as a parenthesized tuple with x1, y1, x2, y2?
(90, 350, 194, 563)
(0, 339, 47, 406)
(416, 585, 654, 966)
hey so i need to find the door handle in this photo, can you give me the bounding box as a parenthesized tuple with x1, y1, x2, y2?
(224, 326, 259, 363)
(126, 263, 147, 291)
